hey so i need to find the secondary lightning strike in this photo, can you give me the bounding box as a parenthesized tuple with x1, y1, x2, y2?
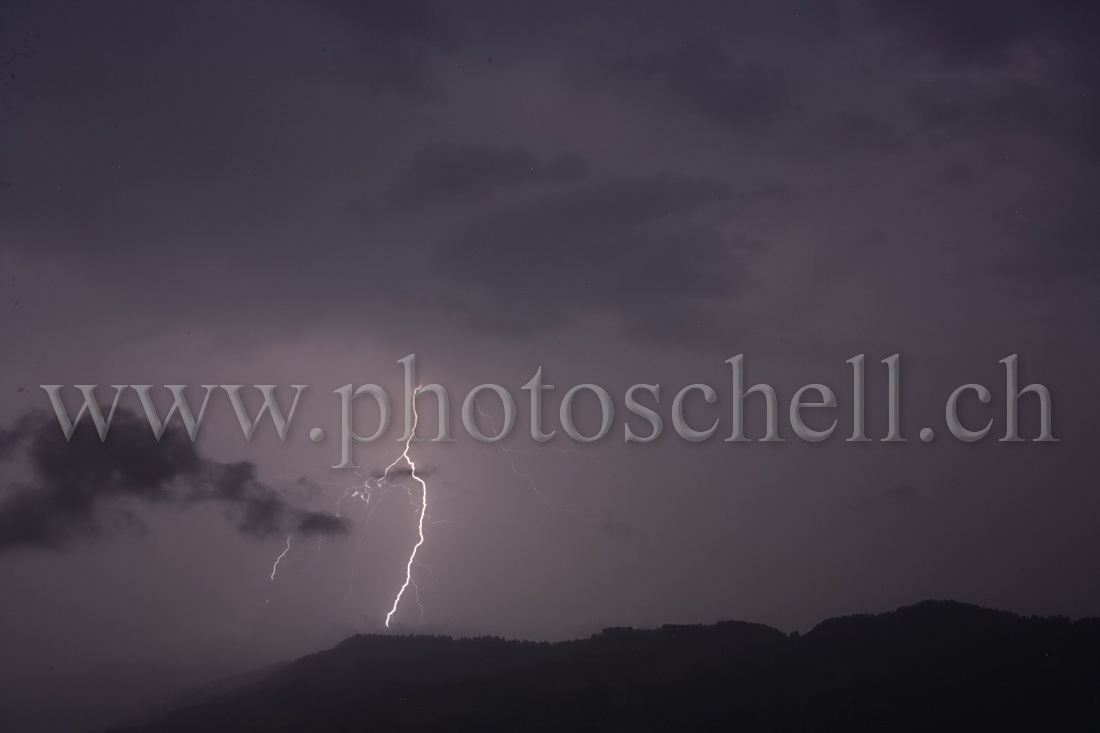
(410, 578, 425, 623)
(304, 537, 325, 569)
(384, 386, 429, 628)
(476, 401, 595, 522)
(270, 534, 292, 581)
(338, 485, 391, 613)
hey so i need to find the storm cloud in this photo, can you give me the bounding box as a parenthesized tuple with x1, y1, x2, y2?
(876, 0, 1100, 307)
(608, 40, 786, 131)
(0, 409, 348, 552)
(435, 172, 769, 343)
(390, 144, 590, 207)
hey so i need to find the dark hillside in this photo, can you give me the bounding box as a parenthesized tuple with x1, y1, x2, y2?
(111, 602, 1100, 732)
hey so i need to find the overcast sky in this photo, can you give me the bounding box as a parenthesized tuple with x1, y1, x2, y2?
(1, 0, 1098, 713)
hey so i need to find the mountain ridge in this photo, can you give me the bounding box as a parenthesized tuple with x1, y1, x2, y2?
(109, 601, 1100, 732)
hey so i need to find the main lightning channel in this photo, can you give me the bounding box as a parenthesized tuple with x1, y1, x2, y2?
(384, 386, 429, 628)
(270, 534, 291, 581)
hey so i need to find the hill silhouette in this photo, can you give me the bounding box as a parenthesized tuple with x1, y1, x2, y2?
(109, 601, 1100, 732)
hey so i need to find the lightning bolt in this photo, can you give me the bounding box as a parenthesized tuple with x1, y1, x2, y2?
(266, 387, 597, 626)
(476, 401, 595, 522)
(270, 534, 292, 581)
(384, 386, 429, 628)
(262, 423, 438, 627)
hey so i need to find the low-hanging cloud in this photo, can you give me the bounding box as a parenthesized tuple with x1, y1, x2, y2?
(0, 409, 349, 552)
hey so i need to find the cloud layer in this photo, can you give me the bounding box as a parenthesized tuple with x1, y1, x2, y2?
(0, 409, 348, 552)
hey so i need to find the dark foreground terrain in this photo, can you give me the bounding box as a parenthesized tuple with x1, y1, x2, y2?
(111, 601, 1100, 732)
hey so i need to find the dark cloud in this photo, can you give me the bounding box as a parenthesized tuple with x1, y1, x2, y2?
(875, 0, 1048, 68)
(879, 0, 1100, 156)
(435, 172, 767, 344)
(296, 510, 351, 537)
(314, 0, 459, 97)
(390, 144, 589, 207)
(912, 81, 1063, 146)
(907, 85, 1100, 300)
(0, 413, 36, 460)
(609, 40, 784, 130)
(809, 111, 908, 154)
(0, 409, 348, 552)
(873, 1, 1100, 300)
(0, 0, 458, 256)
(874, 0, 1100, 70)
